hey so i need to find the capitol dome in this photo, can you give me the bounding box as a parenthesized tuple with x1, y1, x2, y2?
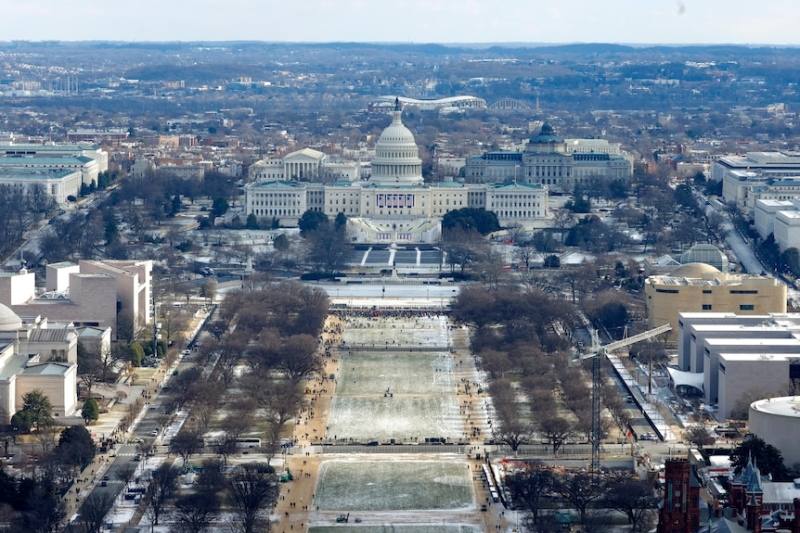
(370, 98, 424, 185)
(0, 303, 21, 331)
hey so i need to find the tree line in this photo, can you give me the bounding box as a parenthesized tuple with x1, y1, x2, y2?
(1, 390, 97, 532)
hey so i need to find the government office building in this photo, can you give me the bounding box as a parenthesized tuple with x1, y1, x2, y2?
(464, 123, 633, 191)
(244, 101, 548, 243)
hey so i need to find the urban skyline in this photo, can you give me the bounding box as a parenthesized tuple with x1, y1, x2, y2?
(1, 0, 800, 45)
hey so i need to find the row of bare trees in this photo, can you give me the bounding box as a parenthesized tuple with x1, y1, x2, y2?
(452, 285, 634, 455)
(506, 464, 659, 533)
(119, 282, 325, 530)
(125, 281, 328, 532)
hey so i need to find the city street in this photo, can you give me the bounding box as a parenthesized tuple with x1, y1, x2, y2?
(316, 282, 460, 301)
(699, 196, 766, 275)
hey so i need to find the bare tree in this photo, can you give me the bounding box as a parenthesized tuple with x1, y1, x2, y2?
(227, 463, 278, 533)
(116, 463, 137, 491)
(495, 415, 536, 456)
(555, 472, 606, 525)
(603, 473, 659, 532)
(685, 426, 716, 448)
(136, 439, 154, 459)
(279, 334, 323, 384)
(258, 380, 305, 455)
(221, 415, 252, 450)
(173, 491, 219, 533)
(170, 428, 202, 466)
(158, 299, 189, 347)
(79, 492, 115, 533)
(144, 463, 179, 526)
(505, 464, 554, 529)
(536, 413, 574, 457)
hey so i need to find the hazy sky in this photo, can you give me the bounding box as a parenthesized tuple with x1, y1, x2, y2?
(0, 0, 798, 45)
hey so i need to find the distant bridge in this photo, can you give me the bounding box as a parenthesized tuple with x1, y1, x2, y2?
(488, 98, 531, 110)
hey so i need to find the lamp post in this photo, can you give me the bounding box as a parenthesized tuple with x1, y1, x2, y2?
(152, 293, 158, 359)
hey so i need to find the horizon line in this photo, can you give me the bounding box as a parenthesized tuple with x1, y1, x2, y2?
(1, 40, 799, 49)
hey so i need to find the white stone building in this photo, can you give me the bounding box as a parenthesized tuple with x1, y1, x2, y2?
(751, 197, 800, 250)
(0, 260, 152, 339)
(715, 152, 800, 213)
(0, 304, 79, 424)
(0, 143, 108, 178)
(675, 312, 800, 418)
(0, 155, 100, 188)
(248, 148, 359, 183)
(465, 123, 633, 191)
(754, 199, 794, 239)
(0, 168, 82, 205)
(243, 100, 549, 243)
(750, 397, 800, 468)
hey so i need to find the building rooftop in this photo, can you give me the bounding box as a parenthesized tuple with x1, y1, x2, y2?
(77, 326, 106, 337)
(718, 352, 798, 362)
(49, 261, 78, 269)
(0, 353, 27, 380)
(490, 182, 545, 191)
(249, 180, 307, 190)
(20, 362, 71, 376)
(706, 338, 800, 348)
(0, 155, 93, 165)
(0, 168, 79, 180)
(29, 328, 72, 343)
(750, 396, 800, 418)
(0, 143, 99, 152)
(757, 199, 794, 208)
(719, 152, 800, 168)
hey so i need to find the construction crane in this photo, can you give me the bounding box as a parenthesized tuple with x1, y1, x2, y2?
(577, 323, 672, 474)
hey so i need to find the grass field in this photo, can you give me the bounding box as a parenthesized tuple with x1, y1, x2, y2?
(336, 351, 454, 395)
(314, 460, 474, 511)
(327, 396, 463, 441)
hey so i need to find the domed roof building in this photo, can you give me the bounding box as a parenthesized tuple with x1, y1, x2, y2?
(244, 98, 550, 242)
(0, 303, 21, 331)
(370, 99, 424, 185)
(529, 122, 565, 144)
(645, 262, 786, 343)
(670, 262, 721, 279)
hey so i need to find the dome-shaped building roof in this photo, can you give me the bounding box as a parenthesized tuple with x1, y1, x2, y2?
(0, 303, 21, 331)
(671, 262, 721, 279)
(529, 122, 564, 143)
(370, 98, 423, 185)
(680, 244, 730, 273)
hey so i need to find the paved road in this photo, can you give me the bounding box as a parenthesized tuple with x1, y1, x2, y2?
(315, 282, 460, 301)
(698, 196, 766, 275)
(72, 349, 202, 525)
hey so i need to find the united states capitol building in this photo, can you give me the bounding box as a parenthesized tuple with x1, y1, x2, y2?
(245, 100, 548, 243)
